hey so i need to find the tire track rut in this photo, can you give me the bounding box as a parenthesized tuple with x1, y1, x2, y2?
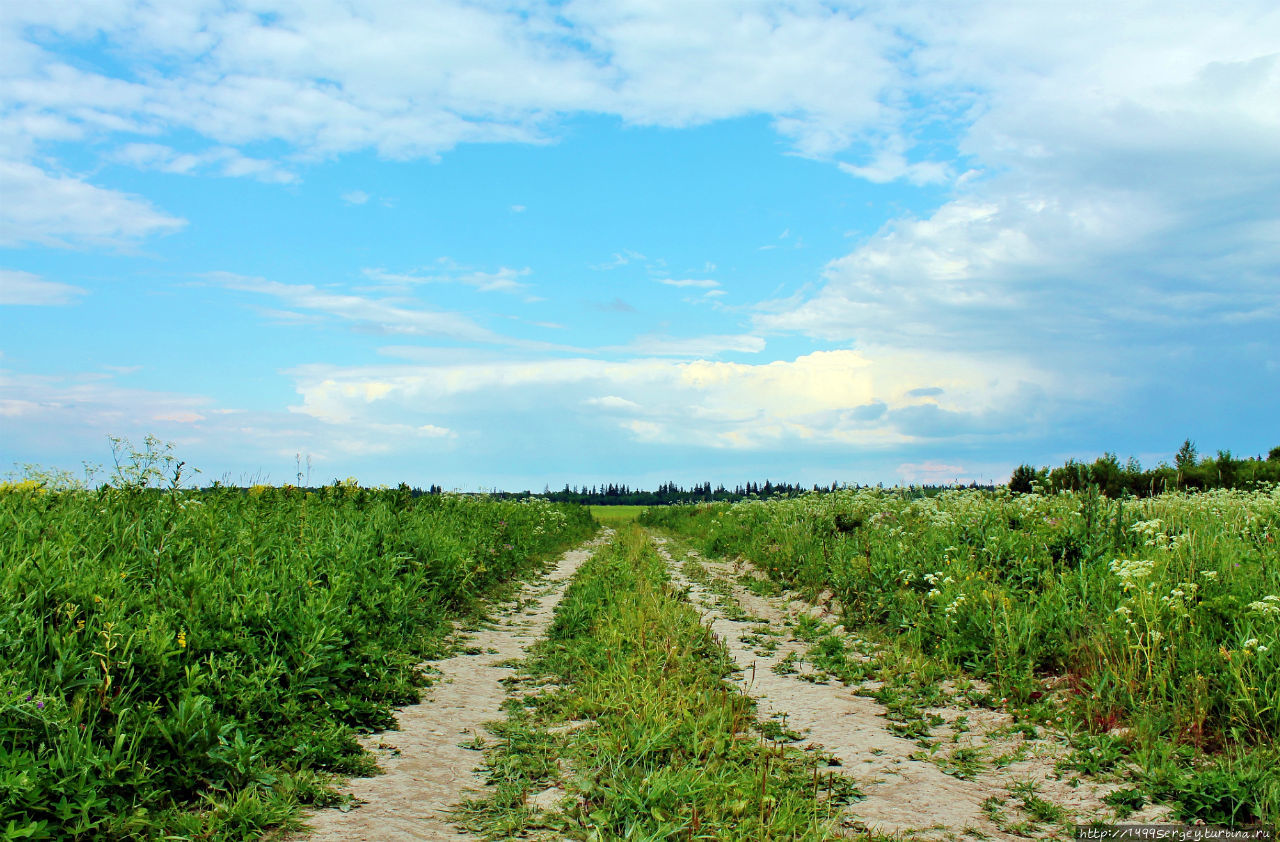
(653, 535, 1163, 840)
(290, 535, 606, 842)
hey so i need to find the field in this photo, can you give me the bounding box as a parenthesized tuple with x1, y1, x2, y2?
(0, 480, 592, 839)
(644, 487, 1280, 828)
(5, 476, 1278, 838)
(587, 504, 649, 526)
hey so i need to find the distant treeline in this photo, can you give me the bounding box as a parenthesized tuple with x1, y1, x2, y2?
(1010, 441, 1280, 497)
(194, 480, 995, 506)
(539, 481, 813, 506)
(497, 480, 994, 506)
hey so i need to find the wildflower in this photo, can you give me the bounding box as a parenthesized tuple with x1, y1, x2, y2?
(177, 630, 187, 649)
(36, 701, 43, 709)
(1244, 638, 1259, 649)
(1247, 596, 1280, 616)
(1109, 558, 1156, 591)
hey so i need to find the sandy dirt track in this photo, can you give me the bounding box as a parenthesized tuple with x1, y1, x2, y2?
(655, 537, 1168, 840)
(287, 535, 605, 842)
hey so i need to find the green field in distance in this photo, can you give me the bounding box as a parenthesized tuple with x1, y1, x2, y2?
(589, 504, 648, 525)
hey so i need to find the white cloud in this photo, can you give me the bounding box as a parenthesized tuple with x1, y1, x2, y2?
(363, 263, 531, 294)
(5, 2, 1279, 192)
(657, 278, 719, 289)
(586, 395, 641, 410)
(838, 153, 949, 186)
(757, 181, 1276, 358)
(113, 142, 297, 183)
(614, 333, 765, 357)
(285, 348, 1061, 450)
(0, 160, 186, 248)
(342, 190, 370, 205)
(0, 269, 86, 305)
(205, 271, 560, 348)
(154, 411, 206, 423)
(590, 250, 647, 271)
(0, 365, 456, 479)
(0, 368, 211, 433)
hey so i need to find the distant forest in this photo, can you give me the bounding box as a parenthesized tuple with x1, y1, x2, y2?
(1010, 441, 1280, 497)
(256, 441, 1280, 504)
(486, 479, 995, 506)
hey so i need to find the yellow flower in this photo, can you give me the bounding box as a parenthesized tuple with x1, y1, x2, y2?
(177, 630, 187, 649)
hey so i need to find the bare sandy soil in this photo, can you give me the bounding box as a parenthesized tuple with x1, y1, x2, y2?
(654, 537, 1169, 840)
(286, 535, 605, 842)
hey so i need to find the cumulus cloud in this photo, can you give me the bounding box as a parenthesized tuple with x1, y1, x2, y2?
(756, 1, 1278, 366)
(0, 2, 898, 197)
(586, 395, 642, 411)
(285, 349, 1062, 450)
(838, 143, 951, 186)
(0, 269, 86, 305)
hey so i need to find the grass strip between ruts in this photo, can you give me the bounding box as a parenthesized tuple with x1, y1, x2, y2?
(458, 523, 862, 840)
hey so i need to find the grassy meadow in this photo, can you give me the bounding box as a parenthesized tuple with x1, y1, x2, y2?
(8, 437, 1279, 837)
(588, 504, 649, 526)
(643, 486, 1280, 827)
(0, 477, 592, 839)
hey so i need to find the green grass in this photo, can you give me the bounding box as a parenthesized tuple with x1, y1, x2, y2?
(589, 504, 649, 526)
(643, 486, 1280, 828)
(1, 479, 594, 839)
(460, 524, 861, 840)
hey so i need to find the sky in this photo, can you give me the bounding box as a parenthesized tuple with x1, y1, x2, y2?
(1, 1, 1278, 491)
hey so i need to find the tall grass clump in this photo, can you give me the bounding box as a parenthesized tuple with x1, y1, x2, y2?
(644, 486, 1280, 827)
(0, 450, 593, 839)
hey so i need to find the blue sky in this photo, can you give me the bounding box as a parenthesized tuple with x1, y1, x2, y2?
(2, 1, 1278, 490)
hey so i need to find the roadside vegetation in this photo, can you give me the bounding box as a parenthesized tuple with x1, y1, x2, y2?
(0, 440, 593, 840)
(1012, 441, 1280, 497)
(643, 485, 1280, 828)
(460, 525, 860, 840)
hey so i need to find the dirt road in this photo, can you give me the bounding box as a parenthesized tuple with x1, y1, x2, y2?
(290, 535, 604, 841)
